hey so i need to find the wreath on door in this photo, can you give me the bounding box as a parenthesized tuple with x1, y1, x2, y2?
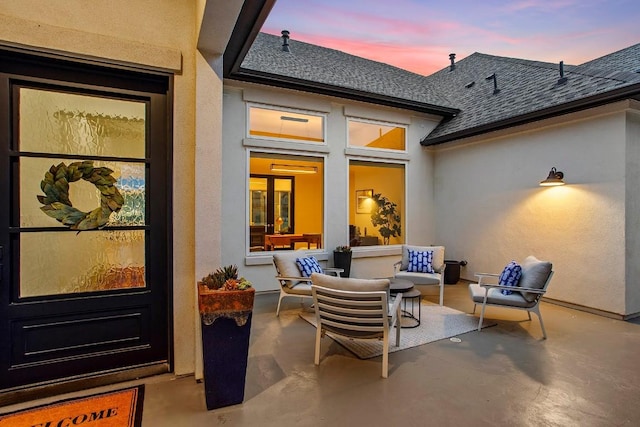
(37, 160, 124, 230)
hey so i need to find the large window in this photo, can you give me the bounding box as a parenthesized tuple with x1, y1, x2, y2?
(348, 119, 406, 151)
(349, 161, 405, 246)
(249, 105, 325, 143)
(249, 152, 324, 252)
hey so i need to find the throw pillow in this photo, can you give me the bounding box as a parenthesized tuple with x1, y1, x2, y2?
(498, 261, 522, 295)
(407, 249, 435, 273)
(296, 256, 324, 277)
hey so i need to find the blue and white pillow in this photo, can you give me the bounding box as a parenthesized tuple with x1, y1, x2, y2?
(499, 261, 522, 295)
(407, 249, 435, 273)
(296, 256, 324, 277)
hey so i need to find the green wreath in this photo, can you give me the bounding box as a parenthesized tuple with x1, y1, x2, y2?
(37, 160, 124, 230)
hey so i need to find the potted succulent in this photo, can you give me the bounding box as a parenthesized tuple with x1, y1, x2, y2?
(198, 265, 255, 410)
(333, 245, 352, 278)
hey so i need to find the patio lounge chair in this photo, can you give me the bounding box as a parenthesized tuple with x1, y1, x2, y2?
(394, 245, 446, 306)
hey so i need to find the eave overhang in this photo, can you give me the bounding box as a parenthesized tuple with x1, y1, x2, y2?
(421, 82, 640, 146)
(226, 68, 461, 118)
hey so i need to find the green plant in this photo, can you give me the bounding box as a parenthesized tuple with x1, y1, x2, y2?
(334, 245, 352, 252)
(200, 264, 252, 290)
(370, 193, 401, 245)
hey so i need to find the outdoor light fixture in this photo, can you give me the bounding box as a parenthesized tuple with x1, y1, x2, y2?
(270, 163, 317, 174)
(540, 167, 565, 186)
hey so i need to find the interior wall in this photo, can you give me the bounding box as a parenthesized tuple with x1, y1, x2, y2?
(434, 109, 628, 315)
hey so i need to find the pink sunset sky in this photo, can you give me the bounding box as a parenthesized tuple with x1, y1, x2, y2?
(261, 0, 640, 76)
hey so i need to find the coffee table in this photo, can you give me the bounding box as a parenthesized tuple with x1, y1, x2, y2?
(388, 278, 421, 328)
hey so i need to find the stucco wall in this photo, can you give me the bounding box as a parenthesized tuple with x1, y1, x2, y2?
(433, 107, 630, 315)
(222, 84, 442, 291)
(1, 0, 200, 375)
(625, 109, 640, 315)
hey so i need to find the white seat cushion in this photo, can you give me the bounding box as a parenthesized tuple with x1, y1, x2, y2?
(395, 270, 441, 285)
(468, 283, 535, 308)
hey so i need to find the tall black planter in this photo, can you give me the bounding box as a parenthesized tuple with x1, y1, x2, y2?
(333, 251, 352, 278)
(201, 314, 253, 409)
(198, 286, 255, 410)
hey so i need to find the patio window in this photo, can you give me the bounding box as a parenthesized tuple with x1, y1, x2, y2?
(248, 152, 324, 252)
(348, 119, 406, 151)
(349, 160, 405, 246)
(248, 105, 325, 143)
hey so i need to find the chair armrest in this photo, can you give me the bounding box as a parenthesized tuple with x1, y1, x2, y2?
(276, 275, 312, 282)
(323, 268, 343, 276)
(479, 283, 546, 294)
(475, 273, 499, 285)
(393, 261, 402, 274)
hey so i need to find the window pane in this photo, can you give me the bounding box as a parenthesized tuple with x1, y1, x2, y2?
(349, 161, 404, 246)
(249, 106, 324, 143)
(249, 153, 324, 252)
(20, 158, 145, 228)
(19, 88, 146, 158)
(348, 120, 406, 151)
(20, 230, 145, 297)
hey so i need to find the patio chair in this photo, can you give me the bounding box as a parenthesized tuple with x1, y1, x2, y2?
(273, 251, 342, 316)
(394, 245, 446, 305)
(310, 273, 402, 378)
(468, 255, 554, 339)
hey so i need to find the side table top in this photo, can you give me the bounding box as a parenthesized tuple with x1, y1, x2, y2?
(388, 277, 414, 293)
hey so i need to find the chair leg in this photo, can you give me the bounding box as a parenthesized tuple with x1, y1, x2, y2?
(382, 331, 389, 378)
(478, 303, 487, 332)
(531, 307, 547, 339)
(276, 289, 286, 316)
(314, 327, 322, 365)
(439, 281, 444, 306)
(472, 303, 477, 314)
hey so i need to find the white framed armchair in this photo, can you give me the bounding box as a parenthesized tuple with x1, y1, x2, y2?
(310, 273, 402, 378)
(394, 245, 446, 306)
(468, 256, 554, 339)
(273, 251, 342, 316)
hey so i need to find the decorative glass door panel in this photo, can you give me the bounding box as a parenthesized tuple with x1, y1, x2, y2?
(0, 49, 170, 391)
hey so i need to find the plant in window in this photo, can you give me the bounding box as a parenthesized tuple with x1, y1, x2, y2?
(370, 193, 401, 245)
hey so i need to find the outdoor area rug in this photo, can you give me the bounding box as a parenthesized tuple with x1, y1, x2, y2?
(0, 385, 144, 427)
(300, 302, 496, 359)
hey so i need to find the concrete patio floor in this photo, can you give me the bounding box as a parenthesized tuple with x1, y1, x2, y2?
(3, 281, 640, 426)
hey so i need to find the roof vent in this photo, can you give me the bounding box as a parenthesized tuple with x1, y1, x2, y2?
(557, 60, 568, 84)
(281, 30, 291, 52)
(465, 81, 475, 88)
(449, 53, 456, 71)
(486, 73, 500, 94)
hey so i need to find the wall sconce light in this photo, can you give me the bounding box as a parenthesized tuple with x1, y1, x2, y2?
(270, 163, 317, 174)
(540, 167, 565, 186)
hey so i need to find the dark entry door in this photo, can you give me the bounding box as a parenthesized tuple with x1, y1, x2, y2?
(0, 50, 171, 390)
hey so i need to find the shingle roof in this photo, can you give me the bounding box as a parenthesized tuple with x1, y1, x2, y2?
(237, 33, 640, 145)
(240, 32, 458, 114)
(421, 46, 640, 144)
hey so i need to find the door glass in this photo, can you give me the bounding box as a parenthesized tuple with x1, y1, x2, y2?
(274, 178, 291, 233)
(19, 88, 146, 158)
(18, 87, 147, 297)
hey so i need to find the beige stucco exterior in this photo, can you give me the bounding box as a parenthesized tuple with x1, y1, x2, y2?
(1, 0, 638, 390)
(433, 101, 640, 316)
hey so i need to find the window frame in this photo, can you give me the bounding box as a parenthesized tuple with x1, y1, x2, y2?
(246, 148, 327, 257)
(247, 103, 327, 146)
(347, 117, 408, 153)
(347, 158, 407, 249)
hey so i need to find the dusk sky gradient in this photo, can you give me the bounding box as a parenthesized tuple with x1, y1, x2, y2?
(261, 0, 640, 76)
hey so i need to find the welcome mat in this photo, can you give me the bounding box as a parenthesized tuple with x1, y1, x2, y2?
(300, 302, 495, 359)
(0, 385, 144, 427)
